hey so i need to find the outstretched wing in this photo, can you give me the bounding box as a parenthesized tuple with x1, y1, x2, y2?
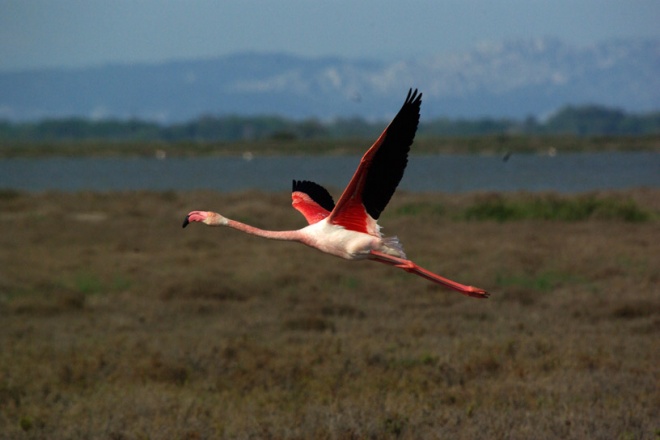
(329, 88, 422, 233)
(291, 180, 335, 224)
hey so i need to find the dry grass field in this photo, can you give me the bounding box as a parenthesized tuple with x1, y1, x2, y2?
(0, 188, 658, 439)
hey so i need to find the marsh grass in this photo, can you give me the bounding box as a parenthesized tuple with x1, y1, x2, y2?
(392, 192, 653, 223)
(460, 193, 652, 222)
(0, 189, 658, 439)
(495, 270, 584, 292)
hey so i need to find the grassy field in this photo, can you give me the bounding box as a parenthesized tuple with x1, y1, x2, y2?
(0, 188, 658, 439)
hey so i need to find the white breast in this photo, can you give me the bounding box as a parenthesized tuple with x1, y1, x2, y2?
(300, 219, 381, 260)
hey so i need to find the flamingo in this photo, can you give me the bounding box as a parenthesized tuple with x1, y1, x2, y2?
(183, 89, 488, 298)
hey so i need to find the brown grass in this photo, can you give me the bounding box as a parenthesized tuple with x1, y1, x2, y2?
(0, 189, 659, 439)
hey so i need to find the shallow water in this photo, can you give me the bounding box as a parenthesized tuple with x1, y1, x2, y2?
(1, 152, 658, 193)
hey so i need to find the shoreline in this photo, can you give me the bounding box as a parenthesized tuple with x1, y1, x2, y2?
(1, 134, 659, 158)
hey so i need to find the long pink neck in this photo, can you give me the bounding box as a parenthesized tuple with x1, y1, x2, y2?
(225, 219, 304, 242)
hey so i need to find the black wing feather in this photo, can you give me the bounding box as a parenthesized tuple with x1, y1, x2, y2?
(292, 180, 335, 212)
(362, 88, 422, 219)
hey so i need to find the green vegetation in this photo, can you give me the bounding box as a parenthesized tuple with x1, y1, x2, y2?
(0, 104, 658, 144)
(1, 107, 659, 157)
(460, 193, 652, 222)
(393, 193, 653, 223)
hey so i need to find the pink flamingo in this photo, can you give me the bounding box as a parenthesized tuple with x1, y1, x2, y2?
(183, 89, 488, 298)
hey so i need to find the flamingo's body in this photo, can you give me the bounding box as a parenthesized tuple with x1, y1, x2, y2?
(184, 89, 488, 298)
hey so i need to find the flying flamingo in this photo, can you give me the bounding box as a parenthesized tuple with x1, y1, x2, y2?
(183, 89, 488, 298)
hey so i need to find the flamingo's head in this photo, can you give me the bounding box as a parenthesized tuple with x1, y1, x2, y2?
(182, 211, 227, 228)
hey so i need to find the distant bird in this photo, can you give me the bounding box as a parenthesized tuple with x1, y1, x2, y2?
(183, 89, 488, 298)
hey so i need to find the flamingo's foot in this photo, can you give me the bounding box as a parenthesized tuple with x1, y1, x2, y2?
(462, 286, 490, 299)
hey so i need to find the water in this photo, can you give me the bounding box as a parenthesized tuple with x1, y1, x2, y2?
(1, 152, 658, 193)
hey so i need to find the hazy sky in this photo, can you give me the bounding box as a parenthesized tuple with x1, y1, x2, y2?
(1, 0, 658, 72)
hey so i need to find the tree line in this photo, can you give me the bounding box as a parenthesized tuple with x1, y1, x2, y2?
(0, 105, 658, 142)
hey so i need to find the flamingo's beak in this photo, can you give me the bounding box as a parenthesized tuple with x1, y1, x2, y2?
(183, 211, 210, 228)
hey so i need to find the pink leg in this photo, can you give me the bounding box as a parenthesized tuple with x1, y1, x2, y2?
(369, 250, 489, 299)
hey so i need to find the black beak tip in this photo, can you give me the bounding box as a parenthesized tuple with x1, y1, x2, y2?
(182, 216, 190, 228)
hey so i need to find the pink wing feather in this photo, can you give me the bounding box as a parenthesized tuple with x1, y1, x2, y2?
(292, 191, 331, 224)
(291, 180, 335, 225)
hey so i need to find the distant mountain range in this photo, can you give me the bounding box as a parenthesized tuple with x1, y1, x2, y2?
(0, 38, 658, 122)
